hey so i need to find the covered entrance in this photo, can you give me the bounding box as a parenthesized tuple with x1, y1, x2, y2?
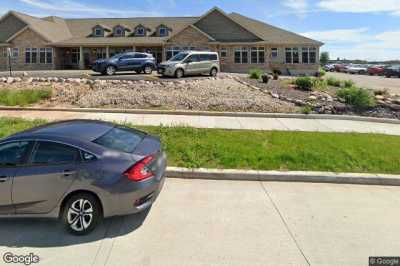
(136, 46, 163, 64)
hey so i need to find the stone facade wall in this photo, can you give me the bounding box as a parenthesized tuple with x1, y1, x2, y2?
(3, 28, 55, 71)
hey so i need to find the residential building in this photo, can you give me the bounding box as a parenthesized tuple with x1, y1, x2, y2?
(0, 7, 323, 75)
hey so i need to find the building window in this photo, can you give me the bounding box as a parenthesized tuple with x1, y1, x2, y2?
(251, 47, 265, 64)
(166, 47, 180, 60)
(25, 48, 37, 64)
(39, 48, 53, 64)
(94, 27, 104, 37)
(12, 48, 19, 58)
(136, 27, 145, 36)
(159, 27, 168, 37)
(114, 28, 124, 37)
(301, 47, 317, 64)
(220, 47, 227, 58)
(310, 48, 316, 64)
(271, 48, 278, 58)
(285, 48, 299, 64)
(71, 48, 80, 64)
(234, 47, 248, 64)
(95, 48, 107, 59)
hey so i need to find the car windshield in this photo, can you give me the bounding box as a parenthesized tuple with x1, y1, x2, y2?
(93, 126, 146, 153)
(169, 52, 189, 62)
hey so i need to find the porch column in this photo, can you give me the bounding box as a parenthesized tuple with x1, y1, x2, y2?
(161, 45, 166, 61)
(106, 46, 110, 58)
(79, 46, 84, 70)
(132, 46, 136, 52)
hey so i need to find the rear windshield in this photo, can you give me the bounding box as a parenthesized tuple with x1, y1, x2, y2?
(93, 127, 146, 153)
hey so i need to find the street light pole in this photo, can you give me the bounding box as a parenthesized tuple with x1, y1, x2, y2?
(7, 48, 12, 77)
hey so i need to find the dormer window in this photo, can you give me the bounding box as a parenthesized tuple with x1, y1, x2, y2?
(159, 27, 168, 37)
(114, 26, 125, 37)
(136, 27, 145, 36)
(94, 27, 103, 37)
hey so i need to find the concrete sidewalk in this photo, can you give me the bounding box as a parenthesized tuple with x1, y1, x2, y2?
(0, 179, 399, 266)
(1, 109, 400, 135)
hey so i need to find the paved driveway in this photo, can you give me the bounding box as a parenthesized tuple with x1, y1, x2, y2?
(0, 178, 399, 266)
(327, 72, 400, 94)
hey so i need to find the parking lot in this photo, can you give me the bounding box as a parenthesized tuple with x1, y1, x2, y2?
(0, 178, 399, 266)
(327, 72, 400, 94)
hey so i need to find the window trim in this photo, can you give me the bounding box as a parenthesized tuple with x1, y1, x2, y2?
(93, 27, 104, 37)
(166, 47, 181, 60)
(25, 47, 38, 64)
(219, 47, 228, 58)
(250, 47, 265, 64)
(136, 27, 146, 36)
(285, 47, 300, 64)
(29, 140, 80, 166)
(271, 48, 278, 59)
(114, 26, 125, 37)
(159, 27, 168, 37)
(234, 47, 249, 64)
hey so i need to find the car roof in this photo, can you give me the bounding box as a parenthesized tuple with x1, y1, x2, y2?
(8, 120, 115, 142)
(181, 51, 218, 55)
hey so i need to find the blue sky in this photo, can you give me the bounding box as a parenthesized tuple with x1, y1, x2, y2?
(1, 0, 400, 61)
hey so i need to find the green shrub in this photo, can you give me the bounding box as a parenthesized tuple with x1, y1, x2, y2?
(300, 105, 312, 114)
(343, 80, 355, 88)
(319, 68, 326, 77)
(294, 77, 313, 91)
(248, 68, 263, 79)
(326, 77, 342, 87)
(0, 88, 52, 106)
(337, 87, 376, 112)
(312, 78, 328, 91)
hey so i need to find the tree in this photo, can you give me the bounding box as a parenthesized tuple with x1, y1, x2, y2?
(320, 52, 330, 65)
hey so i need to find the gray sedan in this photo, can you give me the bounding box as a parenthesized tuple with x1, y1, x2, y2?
(0, 120, 167, 235)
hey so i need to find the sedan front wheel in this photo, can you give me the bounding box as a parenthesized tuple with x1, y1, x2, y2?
(106, 66, 116, 76)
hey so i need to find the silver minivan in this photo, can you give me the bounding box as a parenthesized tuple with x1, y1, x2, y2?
(157, 51, 220, 78)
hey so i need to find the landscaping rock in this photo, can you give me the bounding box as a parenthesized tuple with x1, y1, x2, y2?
(22, 72, 28, 77)
(308, 95, 317, 101)
(6, 77, 14, 84)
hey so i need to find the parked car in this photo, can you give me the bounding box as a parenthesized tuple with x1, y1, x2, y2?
(346, 64, 368, 75)
(157, 51, 220, 78)
(323, 64, 335, 72)
(0, 120, 167, 235)
(334, 64, 347, 73)
(384, 65, 400, 78)
(92, 52, 156, 76)
(368, 65, 386, 76)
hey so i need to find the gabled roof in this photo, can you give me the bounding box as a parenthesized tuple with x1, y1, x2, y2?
(228, 12, 323, 46)
(0, 8, 323, 46)
(3, 11, 72, 43)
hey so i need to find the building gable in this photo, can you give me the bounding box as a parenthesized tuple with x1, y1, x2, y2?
(10, 28, 49, 47)
(194, 9, 261, 42)
(0, 13, 27, 42)
(167, 25, 212, 46)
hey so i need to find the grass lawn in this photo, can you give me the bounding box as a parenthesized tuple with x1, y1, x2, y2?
(1, 117, 400, 174)
(0, 87, 52, 106)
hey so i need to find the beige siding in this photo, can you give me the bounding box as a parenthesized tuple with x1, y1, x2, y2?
(167, 26, 210, 47)
(195, 10, 261, 42)
(8, 28, 55, 71)
(0, 14, 27, 42)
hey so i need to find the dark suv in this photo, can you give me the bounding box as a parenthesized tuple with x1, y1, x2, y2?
(384, 65, 400, 78)
(92, 52, 156, 76)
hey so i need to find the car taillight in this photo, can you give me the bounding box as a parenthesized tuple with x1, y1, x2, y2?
(124, 155, 155, 181)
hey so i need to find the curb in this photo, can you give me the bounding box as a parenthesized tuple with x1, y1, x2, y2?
(166, 167, 400, 186)
(0, 106, 399, 125)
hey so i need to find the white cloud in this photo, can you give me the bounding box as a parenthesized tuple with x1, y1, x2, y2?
(317, 0, 400, 16)
(282, 0, 308, 18)
(18, 0, 161, 17)
(302, 28, 369, 43)
(304, 28, 400, 61)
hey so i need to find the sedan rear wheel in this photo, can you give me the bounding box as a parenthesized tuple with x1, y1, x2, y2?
(63, 193, 101, 235)
(210, 68, 218, 77)
(106, 66, 116, 76)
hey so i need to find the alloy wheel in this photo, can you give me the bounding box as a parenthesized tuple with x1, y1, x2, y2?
(106, 66, 116, 75)
(67, 199, 93, 232)
(144, 66, 152, 74)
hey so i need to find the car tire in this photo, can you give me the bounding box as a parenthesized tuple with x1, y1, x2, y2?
(175, 68, 184, 79)
(143, 65, 153, 75)
(106, 66, 116, 76)
(62, 193, 102, 236)
(210, 67, 218, 77)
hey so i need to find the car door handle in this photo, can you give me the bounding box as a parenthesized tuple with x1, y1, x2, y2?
(0, 176, 9, 183)
(63, 170, 76, 176)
